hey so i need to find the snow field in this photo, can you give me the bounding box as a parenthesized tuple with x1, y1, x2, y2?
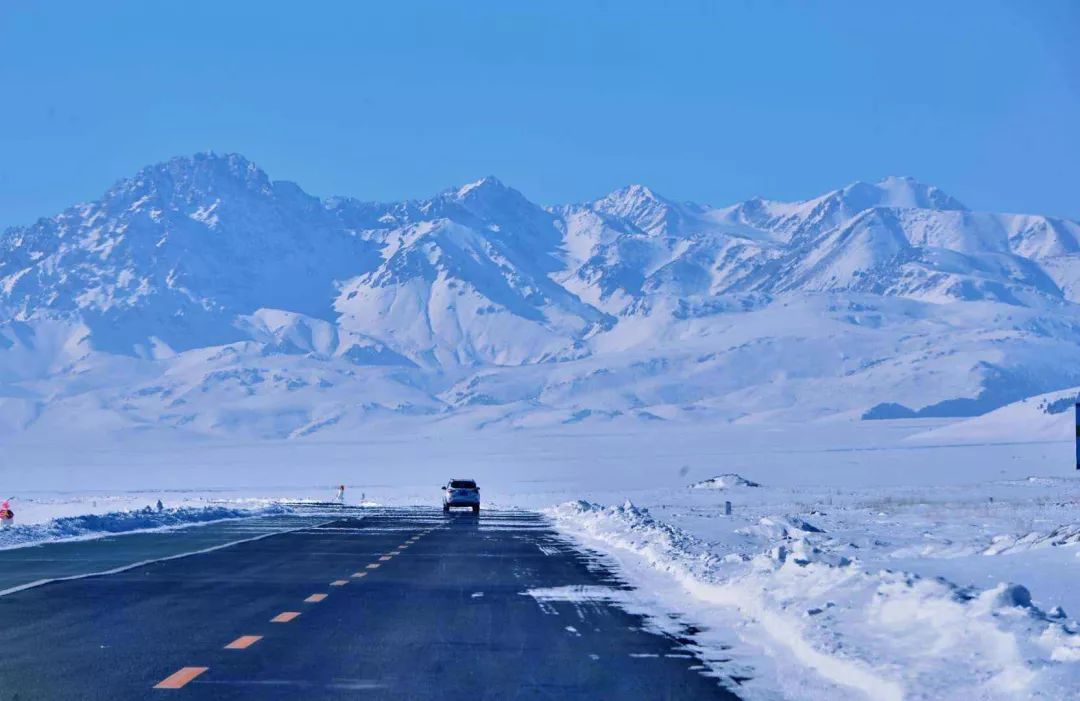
(546, 477, 1080, 700)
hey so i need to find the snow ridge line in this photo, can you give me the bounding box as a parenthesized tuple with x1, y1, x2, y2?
(0, 519, 337, 598)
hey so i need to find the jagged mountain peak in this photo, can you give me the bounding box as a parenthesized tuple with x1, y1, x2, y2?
(706, 176, 972, 247)
(430, 175, 540, 219)
(828, 176, 967, 213)
(593, 183, 672, 213)
(453, 175, 508, 199)
(587, 183, 694, 238)
(108, 152, 274, 202)
(424, 176, 561, 251)
(605, 183, 666, 201)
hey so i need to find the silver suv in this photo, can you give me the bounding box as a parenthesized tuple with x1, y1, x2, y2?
(442, 479, 480, 513)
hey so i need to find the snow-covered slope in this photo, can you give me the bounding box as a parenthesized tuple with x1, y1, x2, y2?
(0, 154, 382, 356)
(908, 385, 1080, 445)
(4, 153, 1080, 439)
(334, 178, 610, 368)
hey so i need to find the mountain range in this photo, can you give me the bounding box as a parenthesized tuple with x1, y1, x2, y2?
(4, 153, 1080, 439)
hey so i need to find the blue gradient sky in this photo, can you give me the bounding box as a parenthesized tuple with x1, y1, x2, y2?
(1, 0, 1077, 228)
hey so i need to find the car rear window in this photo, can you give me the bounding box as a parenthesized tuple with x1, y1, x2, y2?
(450, 480, 477, 489)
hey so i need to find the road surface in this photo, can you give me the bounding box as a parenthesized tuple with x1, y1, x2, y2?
(0, 507, 742, 700)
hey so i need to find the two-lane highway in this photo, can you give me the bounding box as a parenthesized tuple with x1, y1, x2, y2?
(0, 508, 742, 700)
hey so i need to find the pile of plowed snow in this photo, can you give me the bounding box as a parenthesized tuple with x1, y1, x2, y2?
(548, 499, 1080, 701)
(0, 505, 286, 549)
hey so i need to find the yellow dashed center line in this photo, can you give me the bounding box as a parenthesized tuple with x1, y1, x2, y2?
(154, 666, 208, 689)
(224, 635, 262, 650)
(271, 611, 301, 623)
(150, 524, 447, 690)
(152, 525, 449, 690)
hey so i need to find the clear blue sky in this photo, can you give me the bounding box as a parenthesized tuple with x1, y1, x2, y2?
(1, 0, 1077, 228)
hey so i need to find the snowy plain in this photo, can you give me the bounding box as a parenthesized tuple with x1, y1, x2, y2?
(5, 409, 1080, 700)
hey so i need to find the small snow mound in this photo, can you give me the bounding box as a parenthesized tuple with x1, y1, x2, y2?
(690, 473, 761, 489)
(1021, 476, 1067, 486)
(560, 499, 601, 514)
(743, 515, 826, 542)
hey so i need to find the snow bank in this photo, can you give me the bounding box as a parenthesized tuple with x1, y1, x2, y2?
(0, 504, 286, 550)
(547, 500, 1080, 701)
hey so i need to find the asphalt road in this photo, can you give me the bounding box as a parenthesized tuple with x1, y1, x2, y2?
(0, 507, 742, 700)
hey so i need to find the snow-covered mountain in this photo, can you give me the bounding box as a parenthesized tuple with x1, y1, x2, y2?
(4, 153, 1080, 439)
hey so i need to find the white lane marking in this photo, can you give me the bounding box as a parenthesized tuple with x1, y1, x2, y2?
(0, 514, 307, 554)
(0, 520, 336, 598)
